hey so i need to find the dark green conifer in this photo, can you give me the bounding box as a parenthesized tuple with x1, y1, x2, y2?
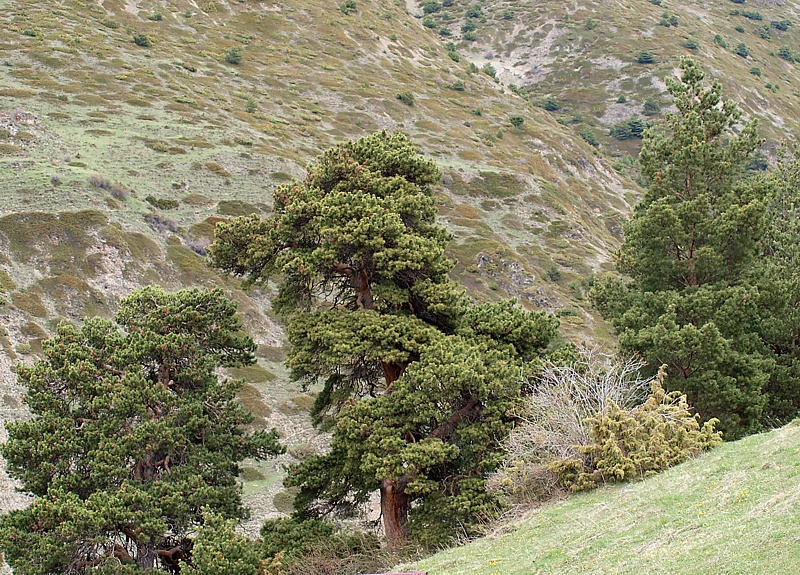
(0, 287, 282, 573)
(592, 58, 771, 438)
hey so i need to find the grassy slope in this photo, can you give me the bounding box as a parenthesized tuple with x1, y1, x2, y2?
(0, 0, 642, 344)
(422, 0, 800, 157)
(405, 420, 800, 575)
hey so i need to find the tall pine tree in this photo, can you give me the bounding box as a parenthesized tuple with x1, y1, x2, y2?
(592, 58, 772, 438)
(757, 145, 800, 423)
(0, 287, 282, 573)
(212, 132, 557, 544)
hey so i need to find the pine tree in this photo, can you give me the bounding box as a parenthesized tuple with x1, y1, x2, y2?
(592, 58, 771, 438)
(212, 132, 557, 544)
(756, 145, 800, 423)
(0, 287, 282, 573)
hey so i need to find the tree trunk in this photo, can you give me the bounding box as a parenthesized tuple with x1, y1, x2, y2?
(138, 541, 156, 570)
(381, 361, 406, 388)
(380, 479, 409, 545)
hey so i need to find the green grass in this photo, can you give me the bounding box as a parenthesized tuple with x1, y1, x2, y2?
(403, 421, 800, 575)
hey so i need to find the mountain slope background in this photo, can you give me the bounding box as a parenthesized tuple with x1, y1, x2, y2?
(0, 0, 798, 554)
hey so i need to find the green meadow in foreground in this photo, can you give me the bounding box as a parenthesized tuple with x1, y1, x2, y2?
(403, 420, 800, 575)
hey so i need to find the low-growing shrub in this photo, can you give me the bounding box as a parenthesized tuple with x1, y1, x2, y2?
(396, 91, 415, 106)
(610, 116, 646, 140)
(224, 47, 243, 64)
(145, 195, 179, 210)
(339, 0, 357, 15)
(89, 173, 113, 190)
(206, 161, 231, 178)
(636, 49, 655, 64)
(542, 96, 559, 111)
(777, 45, 794, 62)
(549, 368, 722, 491)
(493, 349, 648, 503)
(771, 19, 792, 31)
(132, 33, 151, 47)
(144, 213, 178, 233)
(260, 518, 379, 566)
(509, 115, 524, 128)
(642, 97, 660, 116)
(735, 41, 750, 57)
(423, 0, 441, 14)
(109, 185, 130, 200)
(578, 127, 599, 147)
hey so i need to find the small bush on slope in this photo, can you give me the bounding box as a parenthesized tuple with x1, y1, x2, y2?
(491, 348, 650, 504)
(550, 367, 722, 491)
(493, 351, 720, 502)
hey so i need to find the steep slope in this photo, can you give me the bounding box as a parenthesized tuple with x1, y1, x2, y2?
(1, 0, 797, 555)
(419, 0, 800, 160)
(0, 0, 640, 546)
(404, 419, 800, 574)
(0, 0, 638, 343)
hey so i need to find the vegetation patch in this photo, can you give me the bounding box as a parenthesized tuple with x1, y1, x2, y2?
(237, 382, 272, 418)
(12, 292, 47, 317)
(228, 362, 276, 384)
(36, 274, 109, 318)
(446, 171, 527, 199)
(0, 270, 16, 292)
(182, 193, 213, 206)
(217, 200, 259, 216)
(0, 211, 107, 273)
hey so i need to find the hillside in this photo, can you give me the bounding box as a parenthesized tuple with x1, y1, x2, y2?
(424, 0, 800, 155)
(1, 0, 800, 562)
(0, 0, 638, 340)
(0, 0, 643, 538)
(403, 419, 800, 575)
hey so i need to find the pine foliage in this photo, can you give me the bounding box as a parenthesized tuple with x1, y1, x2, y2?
(212, 132, 558, 545)
(0, 287, 282, 574)
(592, 58, 777, 438)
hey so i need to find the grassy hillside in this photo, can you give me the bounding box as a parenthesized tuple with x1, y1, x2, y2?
(403, 420, 800, 575)
(0, 0, 643, 344)
(1, 0, 799, 559)
(421, 0, 800, 157)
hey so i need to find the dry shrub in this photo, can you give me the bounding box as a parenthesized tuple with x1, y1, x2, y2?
(89, 173, 113, 190)
(552, 369, 722, 491)
(144, 213, 178, 233)
(495, 349, 721, 503)
(110, 184, 130, 200)
(186, 238, 210, 257)
(492, 347, 650, 504)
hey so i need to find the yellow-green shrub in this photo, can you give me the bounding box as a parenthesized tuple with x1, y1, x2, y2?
(550, 368, 722, 491)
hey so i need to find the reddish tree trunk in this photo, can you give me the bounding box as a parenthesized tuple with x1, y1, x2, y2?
(381, 361, 406, 388)
(380, 478, 409, 545)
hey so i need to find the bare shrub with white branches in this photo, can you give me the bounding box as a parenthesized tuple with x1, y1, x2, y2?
(489, 347, 652, 504)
